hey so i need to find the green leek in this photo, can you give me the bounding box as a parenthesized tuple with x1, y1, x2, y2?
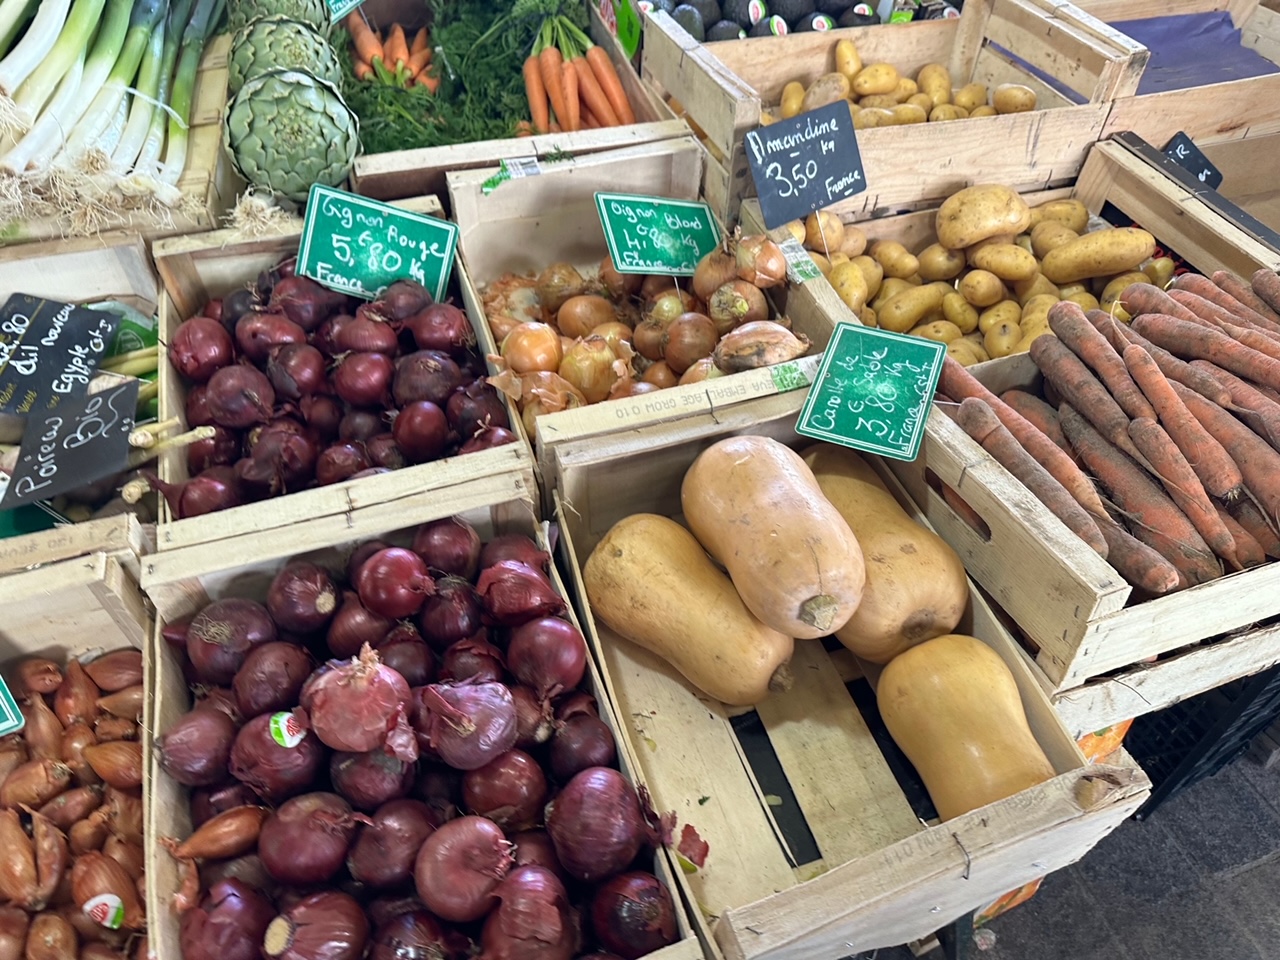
(157, 0, 221, 186)
(9, 0, 108, 128)
(131, 0, 193, 175)
(110, 8, 165, 171)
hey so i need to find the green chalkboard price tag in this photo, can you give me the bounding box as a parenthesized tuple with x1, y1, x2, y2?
(298, 184, 459, 302)
(328, 0, 364, 22)
(0, 677, 21, 736)
(594, 192, 722, 276)
(796, 322, 944, 461)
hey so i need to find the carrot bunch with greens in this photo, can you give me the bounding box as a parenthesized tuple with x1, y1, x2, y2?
(347, 13, 436, 89)
(525, 14, 637, 134)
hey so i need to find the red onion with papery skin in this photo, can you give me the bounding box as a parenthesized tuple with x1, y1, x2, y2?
(199, 853, 274, 897)
(393, 401, 450, 464)
(511, 686, 554, 750)
(347, 799, 437, 889)
(507, 617, 586, 700)
(365, 434, 406, 470)
(236, 312, 306, 363)
(267, 563, 338, 634)
(368, 911, 463, 960)
(327, 592, 394, 659)
(188, 425, 241, 474)
(159, 704, 237, 786)
(462, 750, 547, 832)
(300, 644, 417, 761)
(269, 276, 348, 332)
(311, 314, 354, 358)
(379, 280, 433, 322)
(229, 712, 325, 803)
(267, 344, 327, 400)
(480, 865, 577, 960)
(439, 635, 504, 683)
(510, 830, 565, 885)
(478, 535, 551, 574)
(191, 782, 260, 828)
(329, 749, 415, 811)
(299, 394, 342, 441)
(477, 562, 565, 627)
(236, 430, 319, 497)
(187, 598, 277, 685)
(545, 767, 650, 883)
(549, 714, 616, 782)
(196, 686, 242, 721)
(262, 891, 368, 960)
(163, 617, 192, 651)
(203, 298, 224, 321)
(357, 548, 435, 619)
(206, 364, 276, 429)
(414, 763, 461, 815)
(414, 680, 517, 771)
(315, 442, 372, 486)
(179, 878, 275, 960)
(411, 517, 482, 579)
(591, 872, 679, 959)
(418, 577, 482, 652)
(555, 691, 597, 721)
(233, 642, 313, 719)
(336, 315, 400, 355)
(334, 352, 394, 408)
(186, 383, 215, 426)
(150, 467, 242, 519)
(170, 316, 234, 383)
(405, 303, 476, 357)
(258, 793, 361, 886)
(446, 381, 510, 439)
(394, 351, 463, 407)
(374, 625, 434, 687)
(413, 815, 512, 922)
(347, 540, 391, 583)
(366, 895, 424, 929)
(339, 410, 383, 443)
(459, 424, 517, 453)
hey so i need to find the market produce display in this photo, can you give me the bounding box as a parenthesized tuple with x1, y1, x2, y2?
(156, 517, 680, 960)
(648, 0, 883, 41)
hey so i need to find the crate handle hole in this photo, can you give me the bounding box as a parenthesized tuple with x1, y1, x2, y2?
(924, 468, 991, 541)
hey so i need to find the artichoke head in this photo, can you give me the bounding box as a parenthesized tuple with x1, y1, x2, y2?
(227, 0, 329, 33)
(229, 16, 343, 97)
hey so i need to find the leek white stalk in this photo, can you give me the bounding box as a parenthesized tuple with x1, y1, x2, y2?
(10, 0, 109, 130)
(0, 46, 81, 175)
(0, 0, 37, 60)
(131, 0, 192, 175)
(0, 0, 71, 120)
(110, 13, 164, 171)
(156, 0, 219, 186)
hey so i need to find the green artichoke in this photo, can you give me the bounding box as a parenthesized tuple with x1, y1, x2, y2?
(229, 16, 343, 97)
(227, 0, 329, 33)
(224, 69, 360, 205)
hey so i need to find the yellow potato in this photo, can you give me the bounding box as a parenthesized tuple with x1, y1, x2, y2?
(1028, 198, 1089, 233)
(942, 292, 979, 333)
(967, 242, 1039, 282)
(907, 92, 935, 112)
(892, 77, 919, 103)
(828, 260, 869, 312)
(835, 39, 862, 83)
(984, 319, 1023, 358)
(978, 299, 1021, 334)
(1030, 221, 1079, 260)
(853, 107, 895, 129)
(1057, 282, 1087, 297)
(968, 105, 998, 118)
(1021, 294, 1058, 330)
(859, 305, 878, 327)
(917, 243, 966, 281)
(1145, 257, 1176, 289)
(859, 93, 900, 109)
(802, 73, 853, 112)
(809, 252, 832, 276)
(916, 63, 952, 108)
(873, 277, 912, 310)
(870, 239, 920, 280)
(904, 274, 924, 286)
(1064, 291, 1100, 313)
(853, 63, 900, 97)
(782, 220, 806, 245)
(759, 111, 776, 126)
(946, 340, 983, 366)
(878, 283, 949, 333)
(1011, 329, 1049, 353)
(1101, 271, 1152, 308)
(840, 226, 868, 258)
(929, 104, 966, 122)
(911, 319, 964, 343)
(960, 269, 1006, 308)
(952, 82, 987, 112)
(992, 83, 1036, 114)
(936, 184, 1032, 251)
(805, 210, 845, 256)
(1041, 228, 1157, 284)
(890, 103, 928, 125)
(779, 81, 806, 119)
(1013, 272, 1060, 306)
(851, 255, 883, 300)
(1015, 234, 1034, 254)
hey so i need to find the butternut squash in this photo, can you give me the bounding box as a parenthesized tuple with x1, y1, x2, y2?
(681, 436, 865, 639)
(582, 513, 794, 706)
(802, 445, 968, 663)
(877, 634, 1056, 820)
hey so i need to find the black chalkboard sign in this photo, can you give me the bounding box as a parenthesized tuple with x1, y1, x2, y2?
(1163, 132, 1223, 190)
(1, 379, 138, 510)
(0, 294, 120, 416)
(745, 100, 868, 230)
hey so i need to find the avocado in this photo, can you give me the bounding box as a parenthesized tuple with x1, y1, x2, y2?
(707, 18, 747, 39)
(672, 4, 706, 40)
(645, 0, 677, 13)
(747, 13, 789, 34)
(769, 0, 814, 24)
(722, 0, 767, 27)
(688, 0, 723, 26)
(838, 3, 879, 24)
(814, 0, 852, 12)
(793, 12, 835, 29)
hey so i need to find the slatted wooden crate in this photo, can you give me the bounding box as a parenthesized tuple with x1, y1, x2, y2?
(641, 0, 1147, 228)
(552, 390, 1149, 960)
(150, 195, 537, 555)
(448, 136, 852, 513)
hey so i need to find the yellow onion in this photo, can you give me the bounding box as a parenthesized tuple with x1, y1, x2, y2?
(536, 262, 586, 315)
(608, 379, 661, 399)
(640, 275, 677, 299)
(599, 257, 642, 299)
(501, 323, 563, 374)
(590, 322, 633, 360)
(556, 295, 616, 339)
(643, 290, 691, 327)
(679, 357, 726, 385)
(632, 319, 669, 362)
(735, 235, 787, 288)
(524, 372, 588, 413)
(709, 280, 770, 336)
(662, 313, 718, 374)
(641, 361, 678, 389)
(559, 336, 620, 404)
(692, 248, 739, 302)
(714, 321, 811, 372)
(615, 300, 641, 329)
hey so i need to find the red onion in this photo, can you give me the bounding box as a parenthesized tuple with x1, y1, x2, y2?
(555, 691, 597, 721)
(446, 381, 510, 439)
(413, 815, 511, 922)
(394, 351, 463, 407)
(237, 430, 319, 496)
(379, 280, 433, 322)
(180, 878, 275, 960)
(188, 425, 241, 474)
(236, 311, 306, 363)
(327, 592, 394, 659)
(507, 617, 586, 700)
(159, 704, 237, 786)
(405, 303, 476, 356)
(199, 853, 274, 895)
(440, 635, 504, 683)
(460, 424, 517, 453)
(186, 383, 215, 426)
(196, 686, 242, 720)
(510, 830, 565, 884)
(163, 616, 192, 650)
(347, 540, 391, 582)
(315, 442, 372, 486)
(339, 410, 383, 442)
(206, 365, 276, 429)
(348, 799, 437, 889)
(151, 467, 242, 519)
(478, 535, 551, 573)
(511, 686, 554, 749)
(267, 344, 327, 400)
(191, 782, 260, 827)
(330, 749, 414, 811)
(229, 712, 324, 803)
(171, 316, 234, 383)
(414, 680, 516, 771)
(299, 394, 342, 440)
(357, 548, 435, 619)
(418, 577, 482, 652)
(263, 891, 368, 960)
(187, 598, 277, 685)
(477, 562, 565, 626)
(374, 626, 434, 687)
(545, 768, 649, 883)
(393, 401, 450, 464)
(267, 563, 337, 634)
(414, 763, 461, 813)
(259, 793, 360, 885)
(203, 298, 224, 320)
(365, 434, 406, 470)
(412, 517, 481, 579)
(269, 276, 348, 332)
(591, 872, 678, 959)
(337, 315, 400, 355)
(369, 912, 458, 960)
(366, 895, 424, 929)
(334, 352, 394, 408)
(311, 313, 353, 357)
(301, 644, 416, 760)
(233, 642, 313, 719)
(549, 715, 616, 782)
(222, 287, 260, 332)
(480, 865, 577, 960)
(462, 750, 547, 831)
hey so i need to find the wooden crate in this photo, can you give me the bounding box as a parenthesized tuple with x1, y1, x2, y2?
(641, 0, 1147, 228)
(150, 195, 537, 555)
(348, 2, 689, 211)
(142, 480, 704, 960)
(448, 136, 853, 512)
(552, 390, 1149, 960)
(0, 34, 240, 246)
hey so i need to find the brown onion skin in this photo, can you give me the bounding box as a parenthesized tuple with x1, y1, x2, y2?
(82, 650, 143, 693)
(23, 913, 74, 960)
(258, 793, 358, 886)
(17, 660, 62, 695)
(413, 815, 511, 923)
(229, 713, 325, 804)
(233, 643, 313, 719)
(0, 906, 28, 960)
(262, 891, 368, 960)
(180, 878, 276, 960)
(462, 750, 547, 832)
(54, 661, 98, 728)
(187, 598, 278, 686)
(591, 872, 679, 959)
(0, 759, 72, 808)
(36, 785, 102, 832)
(329, 751, 414, 812)
(347, 799, 437, 889)
(158, 705, 237, 787)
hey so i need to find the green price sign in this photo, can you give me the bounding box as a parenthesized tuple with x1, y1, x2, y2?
(298, 184, 459, 302)
(0, 677, 22, 736)
(594, 192, 721, 276)
(328, 0, 365, 21)
(796, 322, 945, 461)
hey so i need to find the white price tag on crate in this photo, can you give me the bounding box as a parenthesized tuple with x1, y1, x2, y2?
(779, 236, 822, 284)
(482, 157, 543, 195)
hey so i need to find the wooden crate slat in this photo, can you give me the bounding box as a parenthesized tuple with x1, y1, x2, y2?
(0, 234, 156, 310)
(0, 554, 149, 655)
(985, 1, 1111, 97)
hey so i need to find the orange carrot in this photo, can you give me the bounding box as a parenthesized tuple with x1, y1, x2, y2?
(384, 23, 410, 69)
(955, 398, 1108, 557)
(1048, 301, 1155, 421)
(1214, 270, 1280, 328)
(1213, 502, 1267, 568)
(523, 55, 549, 134)
(939, 357, 1108, 520)
(347, 13, 383, 67)
(540, 46, 569, 132)
(1229, 498, 1280, 558)
(354, 58, 374, 81)
(1252, 269, 1280, 318)
(572, 56, 620, 127)
(586, 45, 635, 125)
(1094, 514, 1182, 595)
(1173, 273, 1279, 329)
(1030, 334, 1145, 464)
(1215, 318, 1280, 362)
(1059, 404, 1219, 586)
(1089, 310, 1232, 406)
(998, 389, 1074, 459)
(1190, 360, 1280, 451)
(940, 481, 991, 538)
(1123, 344, 1244, 501)
(404, 47, 431, 80)
(1128, 417, 1241, 570)
(1120, 282, 1202, 325)
(561, 59, 579, 131)
(1132, 313, 1280, 393)
(410, 26, 429, 55)
(1169, 288, 1272, 335)
(515, 120, 535, 137)
(580, 108, 600, 129)
(414, 72, 440, 93)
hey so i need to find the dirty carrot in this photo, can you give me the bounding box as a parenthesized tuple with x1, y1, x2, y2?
(1048, 301, 1155, 421)
(410, 26, 429, 55)
(1215, 319, 1280, 362)
(540, 45, 569, 132)
(1168, 288, 1276, 337)
(1132, 313, 1280, 393)
(1094, 514, 1182, 595)
(347, 12, 383, 68)
(561, 59, 580, 131)
(383, 23, 409, 69)
(1190, 360, 1280, 452)
(1120, 282, 1202, 325)
(1173, 273, 1278, 329)
(586, 45, 635, 125)
(514, 120, 535, 137)
(1123, 344, 1244, 501)
(1229, 497, 1280, 558)
(941, 481, 991, 538)
(1213, 501, 1266, 568)
(999, 389, 1074, 458)
(523, 55, 550, 134)
(1030, 334, 1146, 464)
(1091, 310, 1232, 406)
(955, 397, 1108, 557)
(1214, 270, 1280, 328)
(1252, 269, 1280, 318)
(573, 55, 620, 127)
